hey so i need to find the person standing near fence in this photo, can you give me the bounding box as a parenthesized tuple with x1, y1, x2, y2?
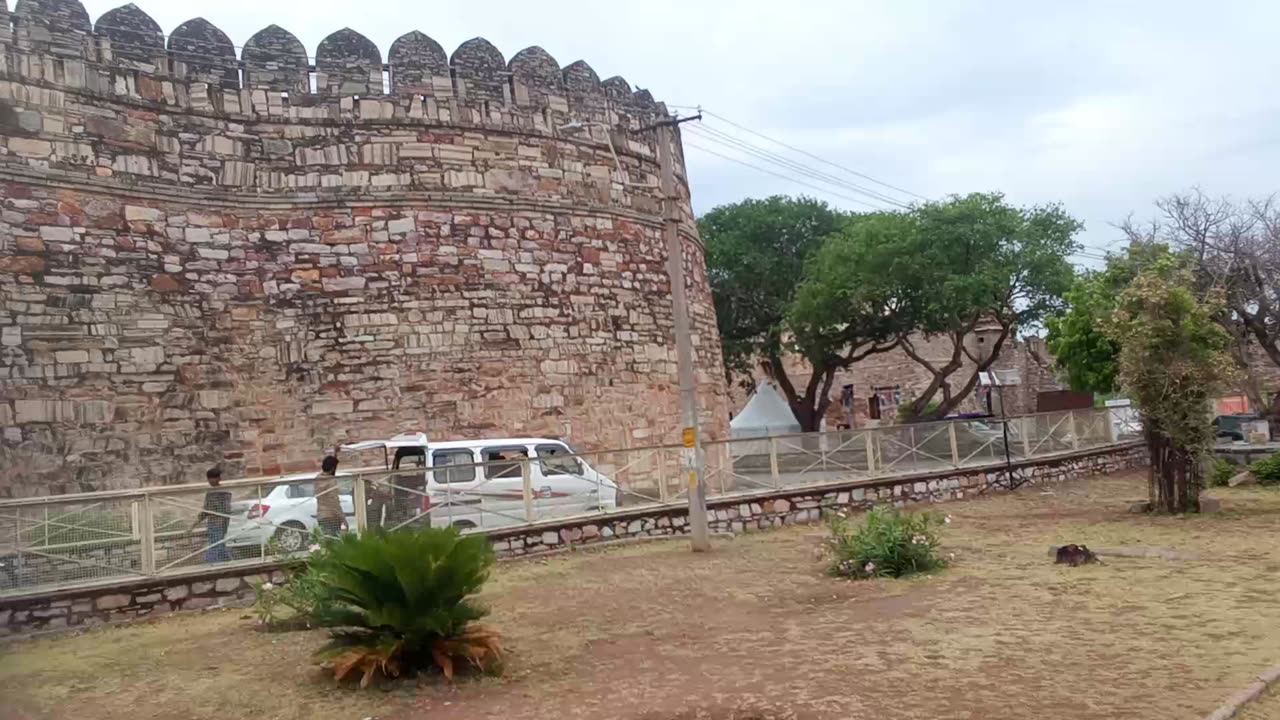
(192, 467, 232, 563)
(315, 455, 347, 537)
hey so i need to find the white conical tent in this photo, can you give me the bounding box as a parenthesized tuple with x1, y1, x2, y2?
(731, 381, 802, 439)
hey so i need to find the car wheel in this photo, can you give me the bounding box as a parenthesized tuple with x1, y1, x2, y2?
(273, 522, 308, 553)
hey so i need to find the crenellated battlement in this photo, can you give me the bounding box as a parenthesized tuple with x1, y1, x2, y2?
(0, 1, 698, 220)
(3, 1, 670, 129)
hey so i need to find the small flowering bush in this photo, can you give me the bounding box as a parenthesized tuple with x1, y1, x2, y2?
(826, 507, 948, 580)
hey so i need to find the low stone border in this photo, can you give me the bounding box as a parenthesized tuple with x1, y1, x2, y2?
(1204, 663, 1280, 720)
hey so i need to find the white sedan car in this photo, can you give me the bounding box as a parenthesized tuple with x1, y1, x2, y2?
(225, 474, 357, 554)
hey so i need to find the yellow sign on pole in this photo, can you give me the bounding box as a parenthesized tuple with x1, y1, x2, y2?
(682, 427, 696, 448)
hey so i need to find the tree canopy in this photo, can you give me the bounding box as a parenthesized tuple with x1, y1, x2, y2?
(702, 192, 1081, 428)
(701, 195, 844, 387)
(1045, 241, 1175, 395)
(1119, 190, 1280, 416)
(791, 192, 1080, 421)
(1103, 259, 1235, 512)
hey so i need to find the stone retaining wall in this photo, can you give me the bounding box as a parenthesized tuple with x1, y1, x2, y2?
(0, 563, 285, 635)
(0, 442, 1147, 637)
(489, 442, 1148, 555)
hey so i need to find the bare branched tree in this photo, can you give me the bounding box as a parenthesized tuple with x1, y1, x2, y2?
(1121, 189, 1280, 426)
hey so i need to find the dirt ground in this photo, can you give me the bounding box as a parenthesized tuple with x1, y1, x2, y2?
(2, 469, 1279, 720)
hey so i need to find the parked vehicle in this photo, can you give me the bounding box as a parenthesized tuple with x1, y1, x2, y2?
(224, 472, 358, 553)
(341, 433, 621, 531)
(225, 433, 620, 548)
(1213, 413, 1261, 442)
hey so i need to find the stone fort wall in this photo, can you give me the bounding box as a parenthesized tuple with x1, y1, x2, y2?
(0, 1, 730, 496)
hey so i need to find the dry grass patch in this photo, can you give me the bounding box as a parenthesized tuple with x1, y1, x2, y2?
(2, 469, 1278, 720)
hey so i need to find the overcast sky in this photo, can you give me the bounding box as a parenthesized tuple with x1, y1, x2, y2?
(81, 0, 1280, 260)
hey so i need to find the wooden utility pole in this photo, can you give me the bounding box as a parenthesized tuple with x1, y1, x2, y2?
(654, 117, 710, 552)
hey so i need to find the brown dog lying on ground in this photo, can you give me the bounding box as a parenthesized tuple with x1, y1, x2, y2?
(1055, 544, 1101, 567)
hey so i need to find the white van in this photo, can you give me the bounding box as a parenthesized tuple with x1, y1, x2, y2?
(341, 433, 620, 531)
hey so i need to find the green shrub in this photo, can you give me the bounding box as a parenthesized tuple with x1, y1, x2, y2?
(1208, 458, 1238, 488)
(252, 532, 339, 629)
(1251, 451, 1280, 486)
(826, 507, 948, 580)
(310, 528, 501, 687)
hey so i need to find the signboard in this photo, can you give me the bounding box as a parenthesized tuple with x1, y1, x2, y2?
(681, 427, 696, 448)
(680, 446, 697, 469)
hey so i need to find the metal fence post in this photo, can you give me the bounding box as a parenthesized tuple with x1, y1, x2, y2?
(520, 459, 535, 523)
(130, 501, 140, 540)
(140, 492, 155, 576)
(1021, 416, 1034, 458)
(592, 451, 603, 512)
(1068, 411, 1080, 451)
(658, 448, 669, 503)
(820, 429, 829, 476)
(256, 484, 265, 560)
(769, 436, 780, 489)
(909, 426, 919, 471)
(353, 473, 368, 536)
(1105, 407, 1117, 443)
(948, 421, 960, 467)
(866, 429, 878, 474)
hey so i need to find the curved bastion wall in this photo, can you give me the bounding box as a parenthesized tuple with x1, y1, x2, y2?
(0, 0, 730, 496)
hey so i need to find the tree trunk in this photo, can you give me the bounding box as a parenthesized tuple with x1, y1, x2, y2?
(1146, 430, 1202, 513)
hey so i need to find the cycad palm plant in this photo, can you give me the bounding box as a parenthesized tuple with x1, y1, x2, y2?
(310, 527, 501, 686)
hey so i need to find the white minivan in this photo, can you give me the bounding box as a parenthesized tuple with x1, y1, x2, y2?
(341, 433, 621, 531)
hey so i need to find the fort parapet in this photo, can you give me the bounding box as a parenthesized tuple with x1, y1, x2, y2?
(0, 1, 729, 495)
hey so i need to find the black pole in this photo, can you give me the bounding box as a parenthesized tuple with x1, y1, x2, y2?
(997, 383, 1016, 488)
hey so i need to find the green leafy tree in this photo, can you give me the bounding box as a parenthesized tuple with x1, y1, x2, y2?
(1104, 261, 1235, 513)
(702, 196, 899, 430)
(1046, 241, 1176, 394)
(785, 212, 915, 428)
(702, 195, 839, 383)
(896, 193, 1080, 420)
(794, 192, 1080, 422)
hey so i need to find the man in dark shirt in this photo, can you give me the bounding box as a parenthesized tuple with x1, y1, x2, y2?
(192, 466, 232, 563)
(315, 455, 347, 537)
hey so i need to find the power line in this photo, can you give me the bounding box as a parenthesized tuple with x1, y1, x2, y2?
(672, 105, 929, 201)
(683, 140, 894, 211)
(683, 122, 912, 209)
(683, 127, 907, 209)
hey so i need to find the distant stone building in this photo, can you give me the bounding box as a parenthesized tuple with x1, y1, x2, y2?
(0, 1, 730, 496)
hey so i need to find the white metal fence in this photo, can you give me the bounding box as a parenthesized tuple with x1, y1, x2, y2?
(0, 408, 1142, 597)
